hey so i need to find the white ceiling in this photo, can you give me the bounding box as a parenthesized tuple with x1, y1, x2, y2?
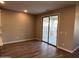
(2, 1, 76, 14)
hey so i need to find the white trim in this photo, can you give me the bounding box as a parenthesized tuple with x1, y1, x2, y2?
(73, 46, 79, 52)
(33, 38, 40, 40)
(57, 46, 74, 53)
(57, 46, 79, 53)
(3, 39, 33, 45)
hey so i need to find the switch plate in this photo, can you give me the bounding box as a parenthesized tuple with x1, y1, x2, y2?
(63, 43, 64, 46)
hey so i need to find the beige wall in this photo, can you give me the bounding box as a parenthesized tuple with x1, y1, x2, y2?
(35, 5, 75, 51)
(57, 5, 75, 51)
(1, 9, 35, 44)
(0, 10, 3, 46)
(74, 4, 79, 49)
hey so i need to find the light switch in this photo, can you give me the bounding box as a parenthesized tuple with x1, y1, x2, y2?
(65, 32, 67, 35)
(60, 32, 63, 34)
(0, 29, 2, 34)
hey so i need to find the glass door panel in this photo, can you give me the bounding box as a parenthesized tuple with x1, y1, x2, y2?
(42, 17, 49, 42)
(49, 16, 58, 46)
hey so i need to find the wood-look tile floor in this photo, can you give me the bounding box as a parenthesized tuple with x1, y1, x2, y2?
(0, 40, 79, 58)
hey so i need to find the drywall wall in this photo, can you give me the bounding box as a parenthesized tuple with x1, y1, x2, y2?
(74, 4, 79, 49)
(0, 10, 3, 46)
(35, 5, 75, 52)
(57, 5, 75, 51)
(1, 9, 35, 44)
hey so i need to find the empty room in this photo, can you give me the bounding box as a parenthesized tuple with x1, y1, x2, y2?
(0, 1, 79, 58)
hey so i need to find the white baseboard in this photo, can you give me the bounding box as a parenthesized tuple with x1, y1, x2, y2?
(33, 38, 39, 40)
(3, 39, 33, 45)
(73, 46, 79, 52)
(33, 38, 41, 41)
(57, 46, 74, 53)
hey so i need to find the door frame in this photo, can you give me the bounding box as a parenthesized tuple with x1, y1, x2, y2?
(41, 13, 60, 47)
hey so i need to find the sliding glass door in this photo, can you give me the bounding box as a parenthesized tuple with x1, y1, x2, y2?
(42, 16, 58, 46)
(49, 16, 58, 46)
(42, 17, 49, 42)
